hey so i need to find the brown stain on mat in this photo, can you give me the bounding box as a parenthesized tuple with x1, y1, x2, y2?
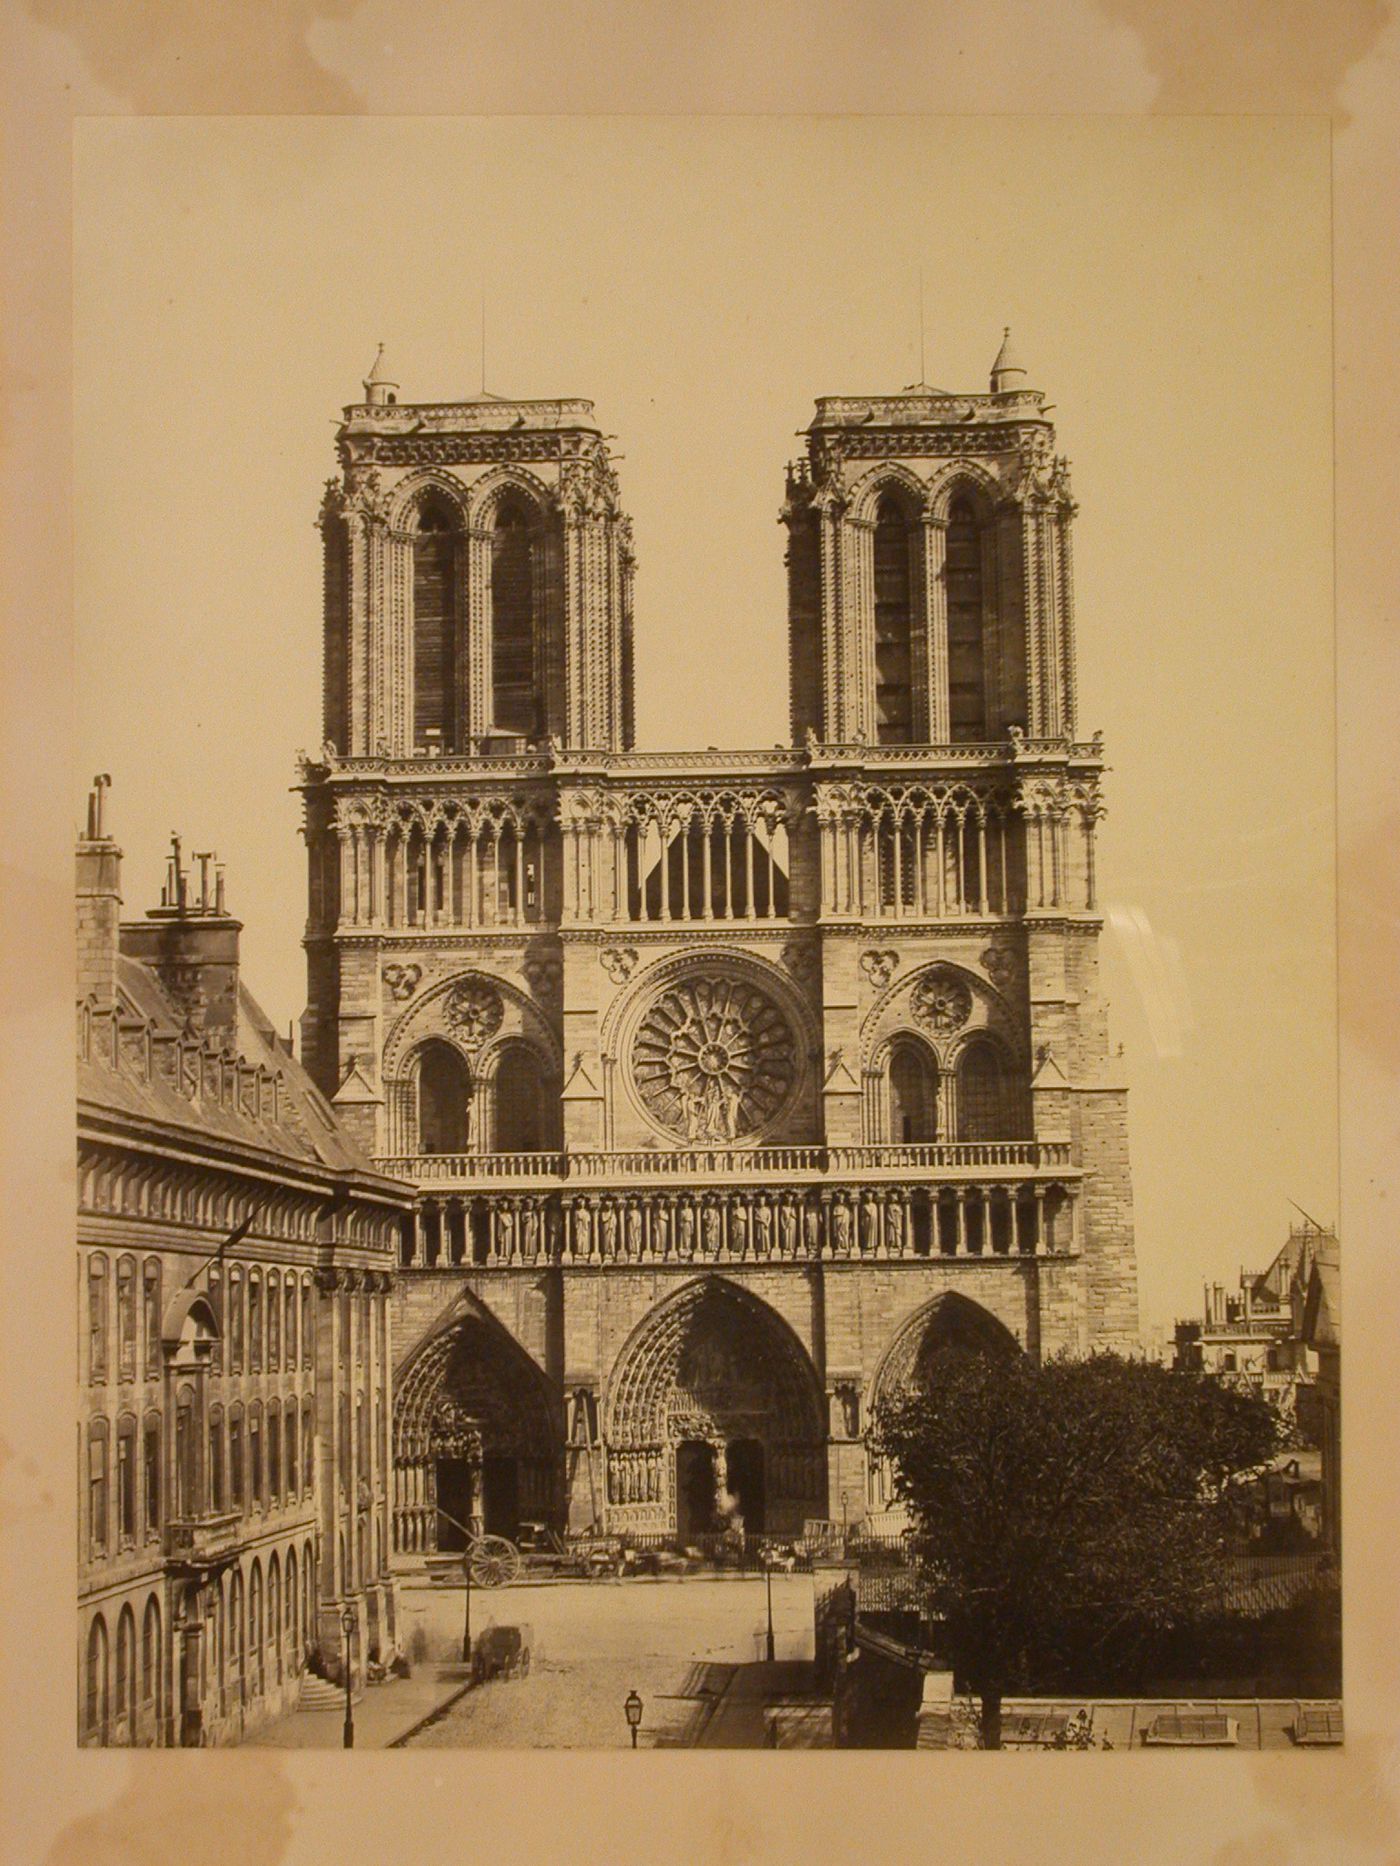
(25, 0, 365, 111)
(44, 1757, 298, 1866)
(1095, 0, 1389, 119)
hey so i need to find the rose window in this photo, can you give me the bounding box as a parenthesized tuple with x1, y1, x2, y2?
(631, 973, 797, 1143)
(445, 978, 504, 1047)
(910, 970, 973, 1034)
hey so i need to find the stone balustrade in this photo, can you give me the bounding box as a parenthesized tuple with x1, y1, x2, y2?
(376, 1138, 1070, 1187)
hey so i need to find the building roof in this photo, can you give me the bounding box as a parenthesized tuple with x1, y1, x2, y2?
(364, 342, 396, 386)
(991, 326, 1025, 376)
(79, 954, 401, 1190)
(1302, 1235, 1341, 1349)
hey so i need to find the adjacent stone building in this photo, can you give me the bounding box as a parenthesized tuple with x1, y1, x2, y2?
(297, 336, 1139, 1553)
(77, 783, 412, 1745)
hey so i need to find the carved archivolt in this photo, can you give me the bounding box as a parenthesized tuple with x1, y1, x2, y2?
(604, 1277, 826, 1461)
(629, 970, 799, 1145)
(868, 1291, 1020, 1418)
(383, 967, 561, 1080)
(860, 958, 1019, 1070)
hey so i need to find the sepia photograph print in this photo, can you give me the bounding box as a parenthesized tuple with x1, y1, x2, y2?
(70, 115, 1341, 1760)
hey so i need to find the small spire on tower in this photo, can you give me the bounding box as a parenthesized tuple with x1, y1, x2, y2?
(362, 344, 399, 406)
(990, 326, 1028, 394)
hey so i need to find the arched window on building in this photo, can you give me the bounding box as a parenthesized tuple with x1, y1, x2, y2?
(249, 1271, 263, 1372)
(229, 1405, 244, 1512)
(491, 493, 537, 736)
(88, 1255, 108, 1383)
(249, 1560, 264, 1698)
(413, 494, 459, 753)
(267, 1270, 281, 1371)
(116, 1256, 136, 1379)
(285, 1546, 299, 1672)
(302, 1275, 315, 1369)
(494, 1044, 550, 1152)
(286, 1403, 298, 1498)
(945, 495, 987, 741)
(873, 493, 915, 744)
(141, 1594, 161, 1735)
(957, 1038, 1011, 1141)
(143, 1412, 161, 1540)
(249, 1403, 263, 1512)
(115, 1605, 136, 1742)
(229, 1569, 245, 1707)
(85, 1615, 109, 1744)
(208, 1404, 224, 1513)
(889, 1039, 939, 1143)
(229, 1267, 244, 1372)
(417, 1039, 473, 1155)
(268, 1555, 282, 1685)
(174, 1390, 195, 1520)
(116, 1414, 137, 1547)
(302, 1400, 315, 1497)
(142, 1259, 161, 1378)
(284, 1278, 297, 1377)
(267, 1400, 281, 1506)
(87, 1418, 109, 1558)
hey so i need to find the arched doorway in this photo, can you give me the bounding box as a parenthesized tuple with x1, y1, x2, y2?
(393, 1301, 562, 1553)
(605, 1278, 826, 1538)
(416, 1041, 473, 1155)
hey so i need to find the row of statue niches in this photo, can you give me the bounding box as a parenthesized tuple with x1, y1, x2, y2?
(414, 1182, 1062, 1263)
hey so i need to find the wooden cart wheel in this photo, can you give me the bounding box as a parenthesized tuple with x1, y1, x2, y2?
(469, 1535, 522, 1587)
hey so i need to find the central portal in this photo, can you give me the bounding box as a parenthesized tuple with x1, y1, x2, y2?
(606, 1278, 828, 1538)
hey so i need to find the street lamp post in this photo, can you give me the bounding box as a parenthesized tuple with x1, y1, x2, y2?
(764, 1551, 776, 1663)
(461, 1548, 473, 1666)
(341, 1606, 356, 1750)
(624, 1688, 643, 1749)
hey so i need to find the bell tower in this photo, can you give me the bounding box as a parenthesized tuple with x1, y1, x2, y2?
(319, 350, 636, 759)
(782, 330, 1077, 747)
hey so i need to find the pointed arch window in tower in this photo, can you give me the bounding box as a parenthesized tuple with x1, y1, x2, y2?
(889, 1039, 938, 1143)
(491, 495, 537, 737)
(413, 496, 459, 753)
(957, 1038, 1008, 1141)
(946, 496, 987, 741)
(416, 1040, 473, 1156)
(873, 495, 914, 744)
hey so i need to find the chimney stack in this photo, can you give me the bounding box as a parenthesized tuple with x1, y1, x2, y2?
(120, 831, 243, 1051)
(76, 775, 122, 1006)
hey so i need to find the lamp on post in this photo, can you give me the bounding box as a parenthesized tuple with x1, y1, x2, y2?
(763, 1548, 776, 1663)
(341, 1606, 356, 1750)
(624, 1688, 643, 1749)
(461, 1545, 473, 1667)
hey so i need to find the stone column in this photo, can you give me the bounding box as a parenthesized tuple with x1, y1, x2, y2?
(922, 512, 950, 743)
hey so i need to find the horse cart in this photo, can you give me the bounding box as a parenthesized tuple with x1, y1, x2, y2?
(470, 1621, 533, 1685)
(425, 1522, 624, 1589)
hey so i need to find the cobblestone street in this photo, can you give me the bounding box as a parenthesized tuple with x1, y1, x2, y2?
(398, 1574, 819, 1749)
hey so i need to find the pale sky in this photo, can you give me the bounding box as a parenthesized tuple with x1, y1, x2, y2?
(73, 116, 1335, 1333)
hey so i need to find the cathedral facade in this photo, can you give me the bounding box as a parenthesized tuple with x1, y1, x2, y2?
(299, 336, 1138, 1553)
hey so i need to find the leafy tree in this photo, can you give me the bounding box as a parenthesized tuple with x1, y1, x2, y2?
(872, 1348, 1279, 1747)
